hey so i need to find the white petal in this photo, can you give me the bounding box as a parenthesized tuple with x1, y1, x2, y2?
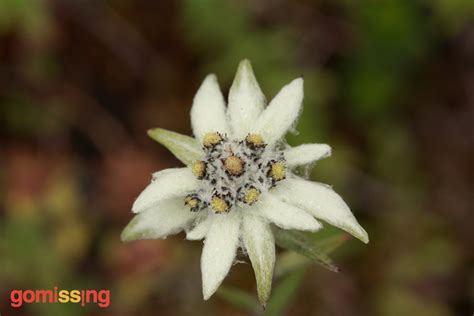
(132, 168, 199, 213)
(201, 213, 241, 300)
(191, 74, 230, 142)
(255, 194, 322, 232)
(186, 216, 212, 240)
(274, 178, 369, 243)
(242, 214, 275, 306)
(147, 128, 204, 165)
(121, 198, 196, 241)
(253, 78, 303, 146)
(227, 59, 266, 139)
(284, 143, 331, 168)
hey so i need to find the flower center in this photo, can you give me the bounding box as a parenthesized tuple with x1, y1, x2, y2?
(223, 156, 245, 176)
(185, 132, 286, 214)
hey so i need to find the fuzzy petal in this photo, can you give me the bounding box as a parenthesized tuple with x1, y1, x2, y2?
(191, 74, 230, 142)
(242, 214, 275, 307)
(274, 178, 369, 243)
(132, 168, 199, 213)
(186, 216, 212, 240)
(227, 59, 266, 139)
(256, 194, 322, 232)
(201, 213, 241, 300)
(253, 78, 303, 146)
(284, 143, 331, 168)
(121, 198, 196, 241)
(148, 128, 203, 165)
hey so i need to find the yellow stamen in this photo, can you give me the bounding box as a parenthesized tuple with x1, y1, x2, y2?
(191, 160, 206, 178)
(246, 133, 265, 147)
(202, 132, 222, 148)
(210, 196, 229, 213)
(244, 187, 260, 205)
(224, 155, 244, 176)
(270, 161, 286, 181)
(184, 196, 199, 209)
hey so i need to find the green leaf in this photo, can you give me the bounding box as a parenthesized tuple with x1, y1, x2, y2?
(272, 227, 340, 273)
(265, 268, 305, 316)
(242, 215, 275, 307)
(216, 286, 259, 311)
(274, 251, 310, 277)
(147, 128, 203, 165)
(313, 232, 350, 254)
(275, 229, 348, 277)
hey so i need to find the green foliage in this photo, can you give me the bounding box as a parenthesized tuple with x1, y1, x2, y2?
(0, 0, 52, 40)
(216, 287, 259, 312)
(265, 268, 306, 316)
(273, 227, 341, 273)
(342, 0, 431, 117)
(428, 0, 474, 33)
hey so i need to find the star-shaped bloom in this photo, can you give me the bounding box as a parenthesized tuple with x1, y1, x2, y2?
(121, 60, 368, 305)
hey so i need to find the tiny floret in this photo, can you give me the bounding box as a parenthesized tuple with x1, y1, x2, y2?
(269, 160, 286, 182)
(210, 196, 230, 213)
(202, 132, 223, 148)
(245, 133, 265, 148)
(223, 155, 245, 176)
(185, 194, 203, 212)
(244, 187, 260, 205)
(191, 160, 207, 179)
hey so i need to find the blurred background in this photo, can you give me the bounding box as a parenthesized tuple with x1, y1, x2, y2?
(0, 0, 473, 315)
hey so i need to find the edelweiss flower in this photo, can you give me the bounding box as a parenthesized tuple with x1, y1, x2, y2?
(121, 60, 368, 305)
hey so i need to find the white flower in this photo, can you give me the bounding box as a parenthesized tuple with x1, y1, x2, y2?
(121, 60, 368, 305)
